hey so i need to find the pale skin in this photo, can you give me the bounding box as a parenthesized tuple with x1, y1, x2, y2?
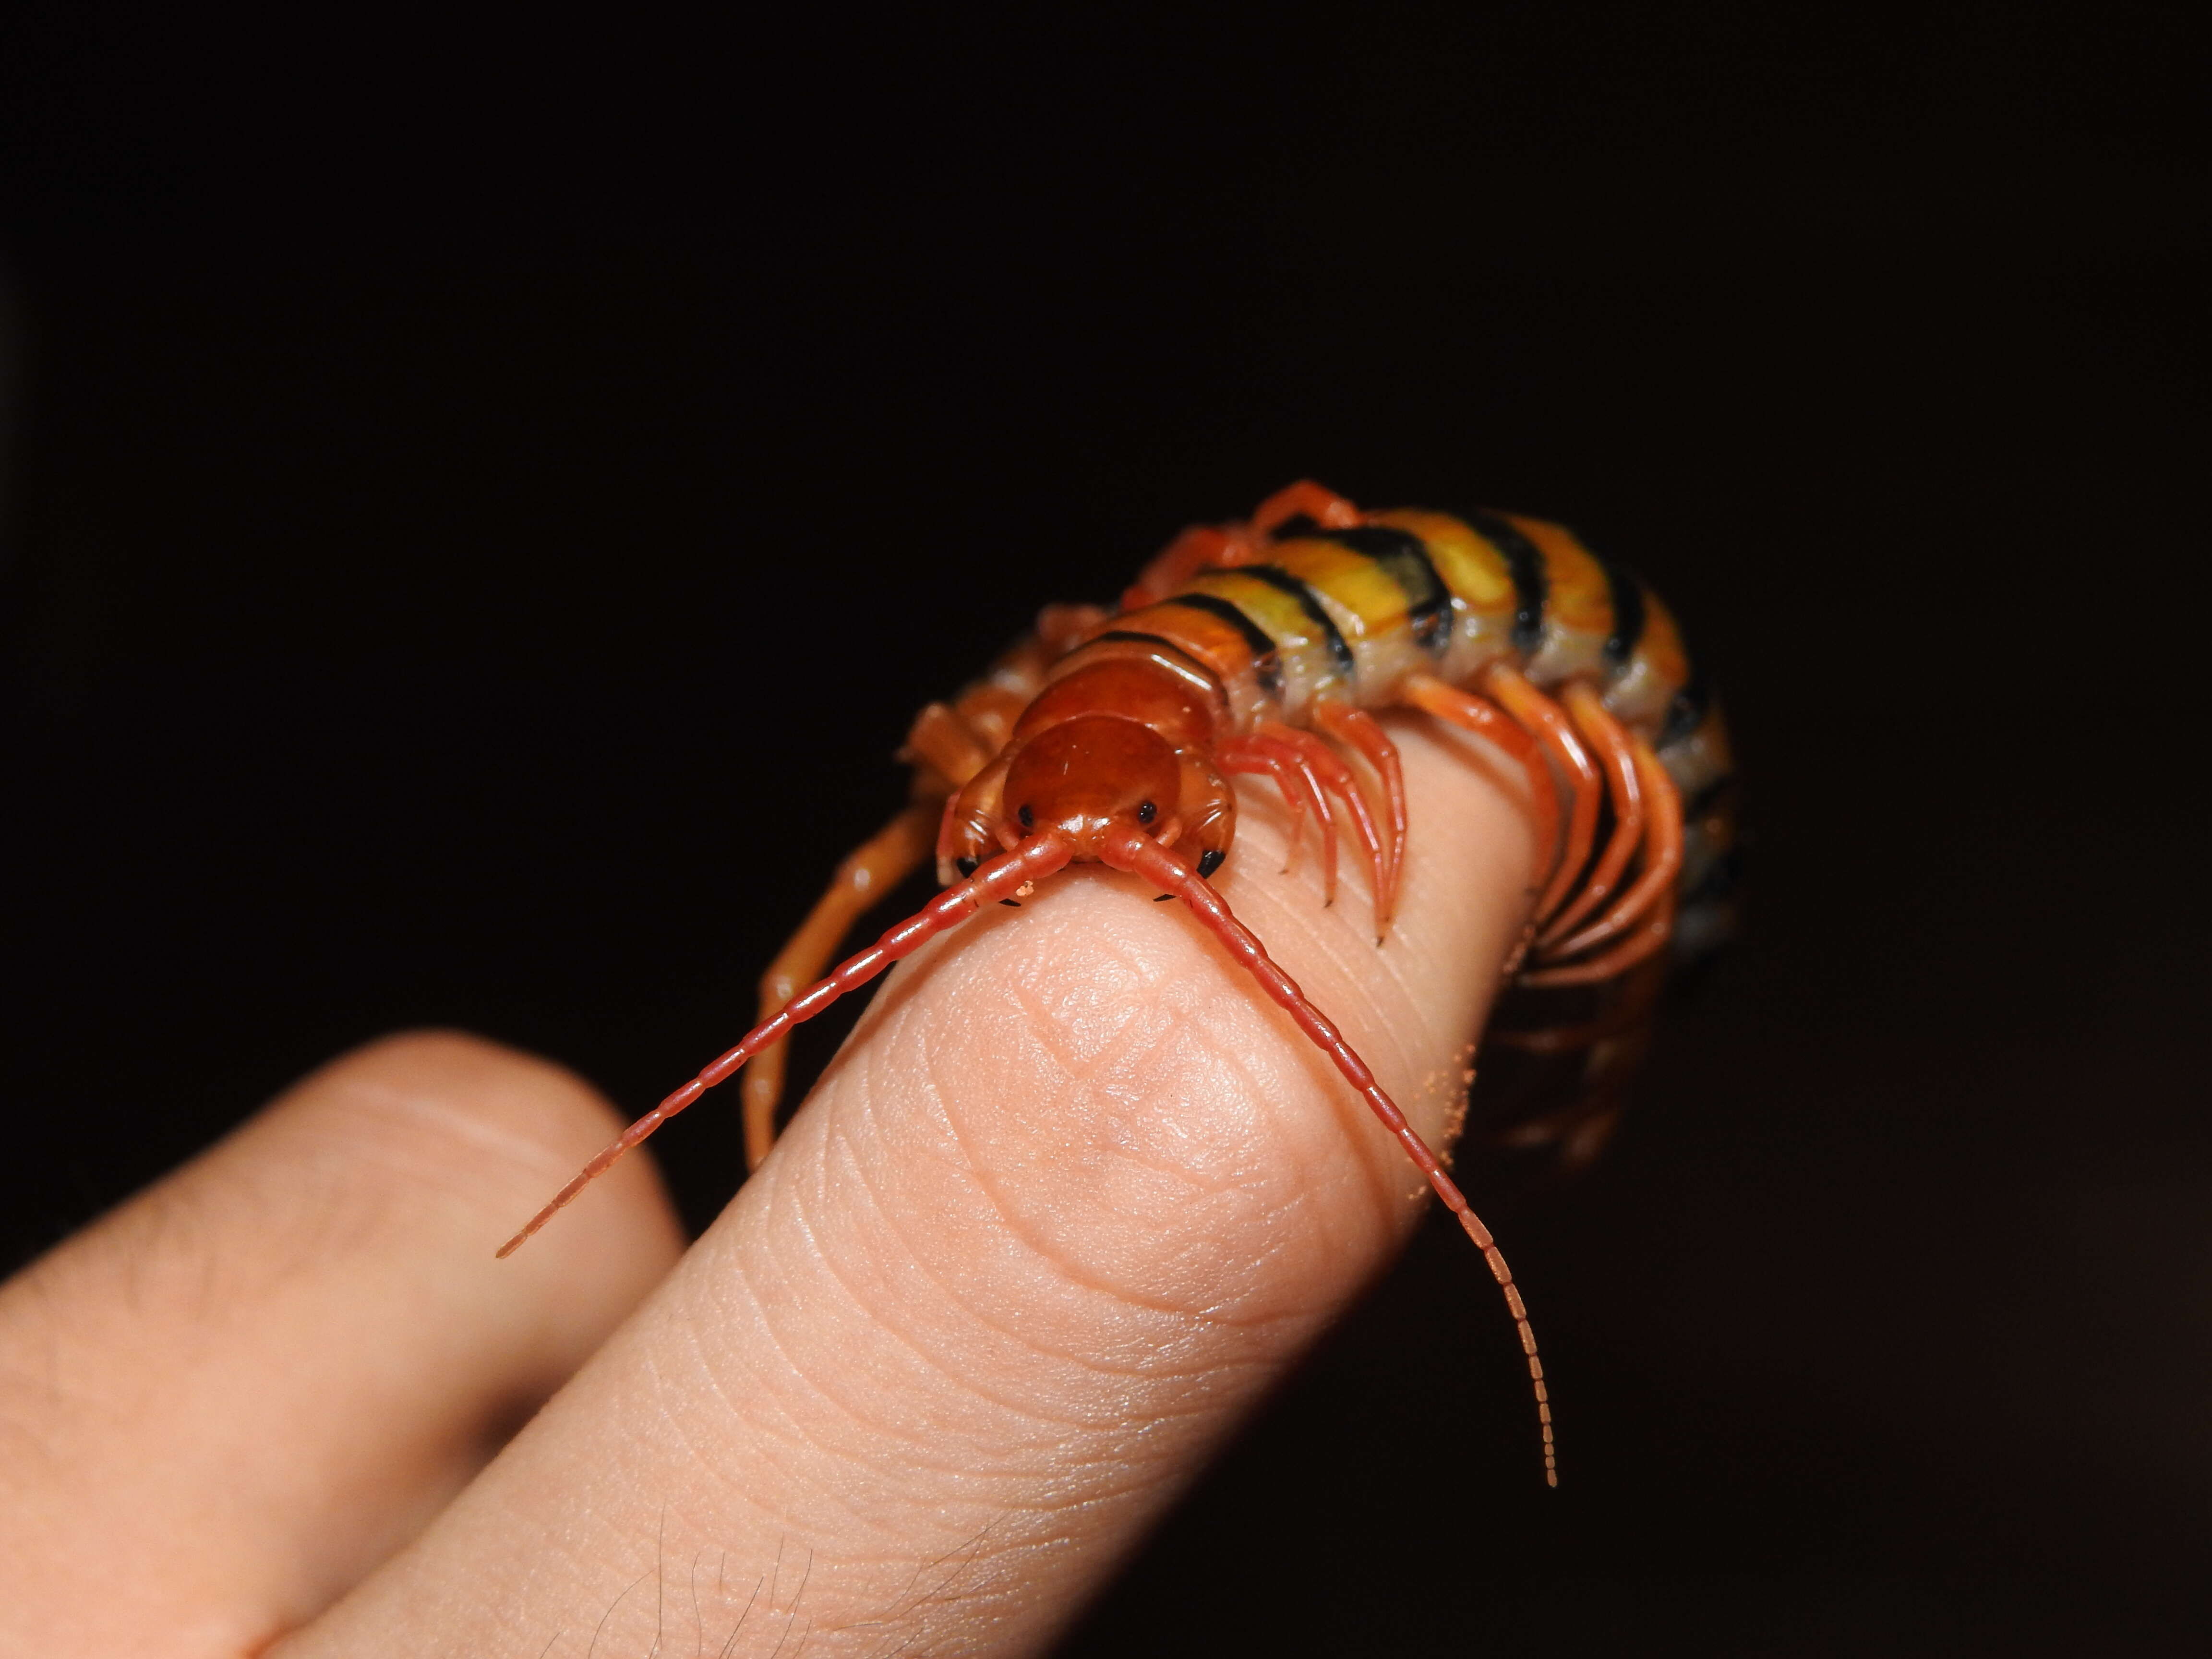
(0, 717, 1532, 1657)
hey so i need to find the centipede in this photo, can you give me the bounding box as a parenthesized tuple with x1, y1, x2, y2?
(498, 480, 1738, 1487)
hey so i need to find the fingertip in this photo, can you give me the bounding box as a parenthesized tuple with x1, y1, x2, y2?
(265, 1028, 684, 1269)
(0, 1029, 683, 1654)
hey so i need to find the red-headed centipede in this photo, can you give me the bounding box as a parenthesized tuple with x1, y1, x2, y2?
(498, 480, 1738, 1488)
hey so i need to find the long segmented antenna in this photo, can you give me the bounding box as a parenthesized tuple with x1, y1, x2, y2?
(497, 821, 1555, 1485)
(1101, 824, 1558, 1486)
(495, 834, 1074, 1258)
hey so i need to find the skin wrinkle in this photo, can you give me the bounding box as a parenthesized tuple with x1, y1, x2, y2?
(1006, 964, 1318, 1216)
(311, 1078, 608, 1211)
(958, 891, 1381, 1314)
(917, 1029, 1292, 1333)
(668, 1159, 1283, 1575)
(761, 1289, 1189, 1508)
(681, 1238, 903, 1538)
(892, 991, 1316, 1355)
(939, 1165, 1306, 1381)
(781, 1156, 1153, 1462)
(702, 1355, 1031, 1565)
(774, 1137, 1122, 1457)
(883, 971, 1262, 1334)
(820, 1077, 1208, 1402)
(692, 1218, 1095, 1567)
(636, 1324, 770, 1514)
(996, 928, 1160, 1084)
(639, 1231, 1209, 1642)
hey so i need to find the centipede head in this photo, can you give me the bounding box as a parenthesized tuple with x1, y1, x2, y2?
(944, 712, 1235, 875)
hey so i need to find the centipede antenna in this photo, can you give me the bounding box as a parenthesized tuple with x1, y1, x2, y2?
(495, 835, 1074, 1257)
(1103, 825, 1558, 1486)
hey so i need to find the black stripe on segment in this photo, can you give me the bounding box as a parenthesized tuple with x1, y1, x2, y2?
(1303, 526, 1454, 655)
(1461, 508, 1547, 655)
(1156, 595, 1286, 698)
(1241, 565, 1357, 680)
(1096, 626, 1284, 701)
(1268, 512, 1321, 540)
(1593, 552, 1647, 666)
(1160, 594, 1277, 661)
(1659, 669, 1710, 749)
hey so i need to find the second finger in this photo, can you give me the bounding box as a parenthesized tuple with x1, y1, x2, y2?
(0, 1032, 684, 1659)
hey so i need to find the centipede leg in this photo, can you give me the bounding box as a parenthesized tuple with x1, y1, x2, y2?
(1030, 602, 1112, 669)
(1537, 734, 1683, 966)
(1520, 891, 1676, 988)
(1249, 479, 1363, 535)
(903, 702, 995, 792)
(1496, 1012, 1656, 1172)
(1121, 526, 1248, 610)
(1312, 703, 1408, 929)
(1395, 673, 1559, 973)
(1537, 682, 1647, 948)
(743, 801, 939, 1169)
(1259, 721, 1389, 932)
(1228, 732, 1341, 902)
(1218, 740, 1311, 874)
(1476, 938, 1672, 1171)
(1479, 663, 1603, 926)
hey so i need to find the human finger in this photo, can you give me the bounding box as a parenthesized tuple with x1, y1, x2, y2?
(280, 718, 1533, 1658)
(0, 1032, 684, 1659)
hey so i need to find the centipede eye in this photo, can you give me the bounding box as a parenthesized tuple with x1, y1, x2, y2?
(1136, 800, 1157, 825)
(1017, 804, 1035, 830)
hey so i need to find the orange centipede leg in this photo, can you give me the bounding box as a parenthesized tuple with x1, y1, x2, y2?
(1250, 479, 1363, 535)
(1312, 703, 1408, 929)
(1520, 892, 1676, 988)
(1218, 739, 1311, 875)
(1396, 673, 1561, 903)
(1260, 720, 1389, 932)
(1480, 663, 1603, 926)
(743, 800, 940, 1170)
(1103, 825, 1557, 1487)
(903, 701, 995, 792)
(1033, 601, 1111, 659)
(1537, 682, 1647, 948)
(1542, 734, 1683, 962)
(1121, 525, 1245, 610)
(933, 786, 966, 873)
(1395, 673, 1558, 974)
(1230, 732, 1341, 902)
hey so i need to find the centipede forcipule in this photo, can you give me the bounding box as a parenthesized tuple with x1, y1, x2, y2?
(498, 480, 1736, 1488)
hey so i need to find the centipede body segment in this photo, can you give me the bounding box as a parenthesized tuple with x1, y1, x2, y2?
(501, 480, 1738, 1488)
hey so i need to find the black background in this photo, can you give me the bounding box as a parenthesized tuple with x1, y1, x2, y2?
(2, 4, 2206, 1652)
